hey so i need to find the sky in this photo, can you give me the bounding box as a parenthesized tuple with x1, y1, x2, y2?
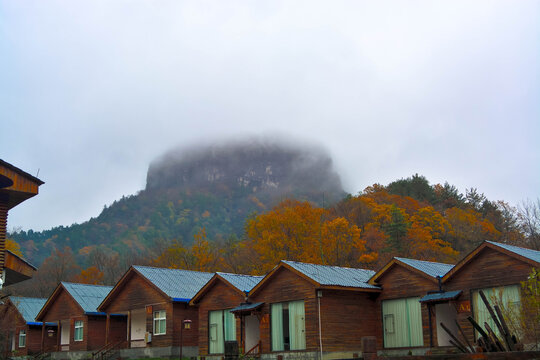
(1, 1, 539, 232)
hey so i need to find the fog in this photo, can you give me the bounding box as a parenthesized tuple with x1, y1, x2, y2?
(1, 1, 538, 231)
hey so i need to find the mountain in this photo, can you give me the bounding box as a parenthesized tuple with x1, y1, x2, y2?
(10, 139, 346, 267)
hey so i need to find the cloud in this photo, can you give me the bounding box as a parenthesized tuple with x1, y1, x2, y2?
(1, 0, 538, 230)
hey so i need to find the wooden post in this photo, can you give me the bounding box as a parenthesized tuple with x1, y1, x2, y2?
(41, 323, 45, 353)
(105, 314, 110, 345)
(57, 321, 61, 351)
(127, 311, 131, 347)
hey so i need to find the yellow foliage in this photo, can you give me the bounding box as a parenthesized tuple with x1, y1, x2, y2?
(6, 238, 23, 257)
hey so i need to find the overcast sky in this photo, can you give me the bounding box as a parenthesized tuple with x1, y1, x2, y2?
(1, 1, 539, 231)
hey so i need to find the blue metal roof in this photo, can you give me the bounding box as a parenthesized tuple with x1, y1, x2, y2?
(9, 297, 47, 323)
(62, 282, 113, 313)
(395, 257, 454, 278)
(217, 272, 264, 293)
(230, 302, 264, 313)
(282, 260, 380, 289)
(486, 241, 540, 264)
(133, 265, 214, 302)
(419, 290, 462, 303)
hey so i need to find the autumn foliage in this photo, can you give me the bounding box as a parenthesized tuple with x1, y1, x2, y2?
(6, 174, 532, 297)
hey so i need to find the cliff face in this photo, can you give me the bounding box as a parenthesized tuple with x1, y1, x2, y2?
(11, 139, 346, 267)
(146, 139, 345, 200)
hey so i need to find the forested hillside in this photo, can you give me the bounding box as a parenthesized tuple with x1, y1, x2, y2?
(9, 140, 345, 267)
(7, 172, 538, 298)
(6, 140, 538, 298)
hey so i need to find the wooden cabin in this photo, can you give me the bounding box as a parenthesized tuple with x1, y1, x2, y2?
(35, 282, 114, 353)
(189, 272, 264, 358)
(368, 257, 455, 353)
(0, 297, 57, 357)
(242, 260, 381, 360)
(439, 241, 540, 348)
(97, 265, 213, 359)
(0, 159, 43, 288)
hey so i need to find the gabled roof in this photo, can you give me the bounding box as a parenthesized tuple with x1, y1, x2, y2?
(369, 257, 454, 285)
(443, 241, 540, 282)
(62, 282, 113, 313)
(486, 241, 540, 263)
(99, 265, 214, 310)
(133, 265, 214, 302)
(36, 282, 112, 320)
(250, 260, 380, 297)
(217, 272, 264, 293)
(8, 297, 47, 323)
(190, 272, 264, 305)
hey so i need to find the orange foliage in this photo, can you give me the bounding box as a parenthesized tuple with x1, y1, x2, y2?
(246, 200, 324, 272)
(5, 238, 23, 257)
(74, 266, 104, 285)
(321, 217, 364, 267)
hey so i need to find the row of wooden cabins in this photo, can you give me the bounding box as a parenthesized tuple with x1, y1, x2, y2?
(1, 240, 539, 360)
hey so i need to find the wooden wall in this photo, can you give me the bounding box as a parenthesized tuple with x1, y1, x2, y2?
(87, 316, 107, 350)
(374, 264, 440, 349)
(102, 272, 166, 313)
(251, 267, 318, 354)
(38, 288, 109, 351)
(319, 289, 379, 352)
(101, 271, 199, 349)
(172, 302, 199, 347)
(195, 279, 244, 355)
(443, 247, 535, 343)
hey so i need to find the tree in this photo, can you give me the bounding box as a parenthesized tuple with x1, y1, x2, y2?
(246, 199, 324, 272)
(380, 205, 410, 254)
(518, 199, 540, 250)
(321, 217, 364, 267)
(386, 174, 436, 204)
(5, 238, 23, 257)
(74, 266, 104, 285)
(445, 207, 500, 253)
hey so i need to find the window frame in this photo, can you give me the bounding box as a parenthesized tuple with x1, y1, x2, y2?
(208, 309, 236, 354)
(381, 297, 423, 348)
(74, 320, 84, 342)
(153, 310, 167, 336)
(18, 329, 26, 348)
(270, 300, 306, 352)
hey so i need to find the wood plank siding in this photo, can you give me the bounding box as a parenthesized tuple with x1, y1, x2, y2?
(37, 289, 106, 352)
(195, 279, 244, 356)
(374, 264, 440, 349)
(443, 247, 536, 343)
(99, 270, 199, 348)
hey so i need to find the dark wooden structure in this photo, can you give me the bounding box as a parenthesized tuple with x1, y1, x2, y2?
(189, 272, 263, 357)
(35, 282, 114, 353)
(0, 159, 43, 287)
(245, 260, 381, 359)
(97, 265, 213, 358)
(0, 297, 57, 358)
(369, 257, 455, 350)
(441, 241, 540, 348)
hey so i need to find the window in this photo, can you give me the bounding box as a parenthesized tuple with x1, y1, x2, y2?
(382, 297, 423, 348)
(271, 300, 305, 351)
(472, 285, 521, 339)
(74, 321, 84, 342)
(209, 310, 236, 354)
(153, 310, 166, 335)
(18, 330, 26, 348)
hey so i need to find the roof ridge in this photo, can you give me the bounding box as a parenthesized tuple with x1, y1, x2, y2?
(217, 272, 264, 278)
(10, 296, 47, 300)
(61, 281, 113, 288)
(283, 259, 374, 272)
(134, 264, 213, 274)
(395, 257, 454, 266)
(487, 240, 540, 252)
